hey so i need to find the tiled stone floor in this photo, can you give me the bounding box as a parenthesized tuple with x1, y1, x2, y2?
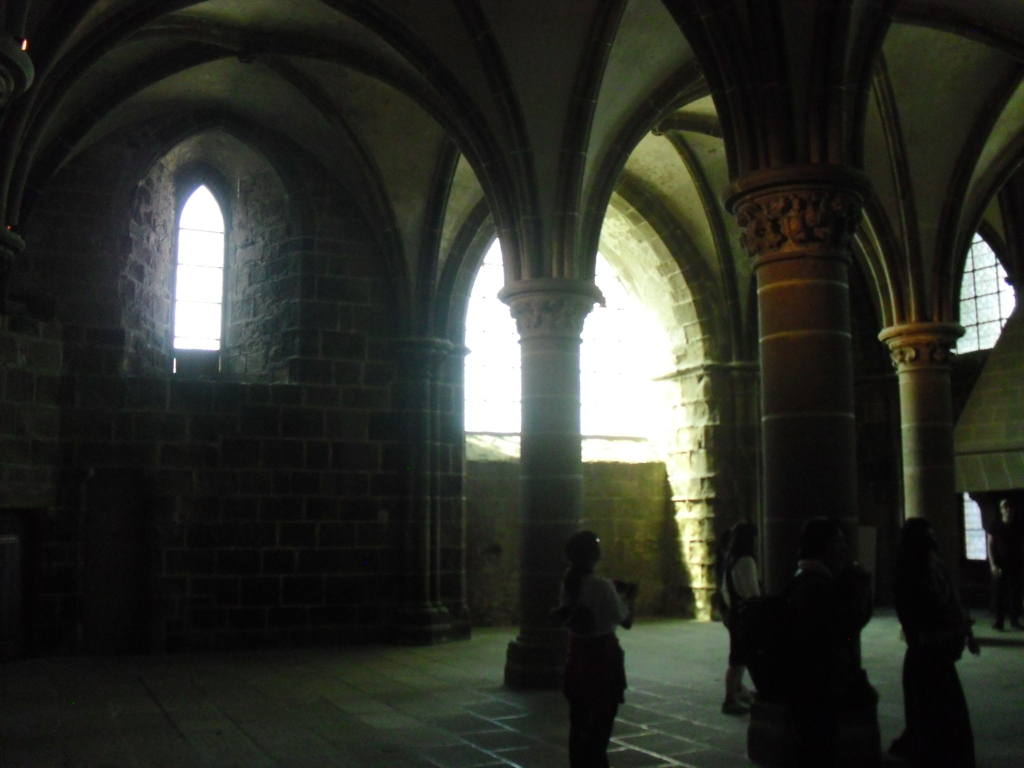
(1, 613, 1021, 767)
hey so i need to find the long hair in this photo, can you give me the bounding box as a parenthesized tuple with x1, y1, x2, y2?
(715, 527, 733, 577)
(562, 530, 600, 606)
(728, 522, 757, 561)
(895, 517, 936, 578)
(797, 517, 843, 561)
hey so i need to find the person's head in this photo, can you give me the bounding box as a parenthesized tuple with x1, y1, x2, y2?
(729, 522, 758, 560)
(797, 517, 847, 572)
(565, 530, 601, 571)
(897, 517, 937, 569)
(1000, 498, 1014, 525)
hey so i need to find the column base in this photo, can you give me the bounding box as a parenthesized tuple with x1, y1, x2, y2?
(394, 604, 453, 645)
(504, 632, 567, 690)
(445, 602, 473, 641)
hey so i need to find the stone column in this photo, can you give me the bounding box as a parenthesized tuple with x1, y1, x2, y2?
(878, 322, 963, 568)
(0, 23, 33, 314)
(392, 337, 452, 644)
(726, 166, 870, 593)
(498, 279, 601, 689)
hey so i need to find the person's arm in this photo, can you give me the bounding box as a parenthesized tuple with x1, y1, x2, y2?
(732, 556, 760, 600)
(988, 533, 1001, 577)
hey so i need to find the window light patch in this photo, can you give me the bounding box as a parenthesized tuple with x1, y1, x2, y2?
(174, 186, 224, 351)
(963, 494, 987, 561)
(464, 239, 675, 445)
(179, 185, 224, 233)
(957, 234, 1015, 353)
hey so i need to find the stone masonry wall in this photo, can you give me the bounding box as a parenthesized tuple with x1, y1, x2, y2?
(0, 315, 61, 510)
(123, 158, 175, 376)
(14, 126, 406, 653)
(662, 364, 760, 620)
(220, 151, 290, 380)
(465, 458, 688, 626)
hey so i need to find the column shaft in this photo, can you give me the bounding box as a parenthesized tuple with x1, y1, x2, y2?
(0, 30, 33, 313)
(727, 168, 869, 593)
(498, 280, 600, 689)
(880, 323, 963, 569)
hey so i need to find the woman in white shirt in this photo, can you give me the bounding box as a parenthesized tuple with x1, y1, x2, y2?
(720, 522, 760, 714)
(558, 530, 636, 768)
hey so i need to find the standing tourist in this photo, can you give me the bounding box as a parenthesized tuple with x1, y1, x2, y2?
(892, 517, 978, 768)
(556, 531, 636, 768)
(987, 497, 1023, 630)
(720, 522, 760, 714)
(786, 518, 873, 768)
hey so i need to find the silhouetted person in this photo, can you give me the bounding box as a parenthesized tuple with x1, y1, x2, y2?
(786, 518, 873, 768)
(556, 530, 636, 768)
(987, 498, 1023, 630)
(713, 525, 733, 619)
(720, 522, 760, 714)
(892, 517, 978, 768)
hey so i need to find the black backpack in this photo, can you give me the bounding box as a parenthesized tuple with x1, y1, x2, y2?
(732, 593, 793, 701)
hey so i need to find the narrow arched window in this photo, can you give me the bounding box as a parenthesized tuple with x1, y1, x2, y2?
(174, 185, 225, 351)
(957, 233, 1015, 353)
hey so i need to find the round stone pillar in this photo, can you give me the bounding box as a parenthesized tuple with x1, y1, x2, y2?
(498, 279, 601, 689)
(0, 29, 32, 315)
(392, 337, 452, 644)
(878, 322, 963, 569)
(726, 166, 870, 593)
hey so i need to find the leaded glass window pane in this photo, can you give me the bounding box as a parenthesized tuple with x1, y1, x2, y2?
(174, 186, 224, 351)
(956, 234, 1015, 353)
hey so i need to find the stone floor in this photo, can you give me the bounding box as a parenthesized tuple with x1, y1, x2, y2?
(1, 613, 1022, 767)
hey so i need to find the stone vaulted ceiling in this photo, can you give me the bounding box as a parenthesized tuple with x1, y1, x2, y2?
(5, 0, 1024, 348)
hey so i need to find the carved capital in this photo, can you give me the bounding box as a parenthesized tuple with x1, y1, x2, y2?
(733, 187, 863, 260)
(498, 279, 602, 340)
(878, 323, 964, 371)
(725, 165, 870, 263)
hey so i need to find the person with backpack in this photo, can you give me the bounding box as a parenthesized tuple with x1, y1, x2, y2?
(555, 530, 637, 768)
(786, 518, 874, 768)
(720, 522, 761, 714)
(891, 517, 978, 767)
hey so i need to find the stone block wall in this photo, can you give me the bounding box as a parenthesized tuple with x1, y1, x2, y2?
(124, 158, 175, 376)
(661, 363, 760, 619)
(465, 457, 688, 625)
(465, 460, 520, 626)
(53, 377, 398, 652)
(9, 125, 413, 654)
(0, 315, 62, 510)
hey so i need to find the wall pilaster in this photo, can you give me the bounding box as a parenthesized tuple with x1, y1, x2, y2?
(392, 337, 453, 643)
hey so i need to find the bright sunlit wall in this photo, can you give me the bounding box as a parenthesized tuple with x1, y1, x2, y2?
(464, 239, 674, 453)
(174, 185, 225, 351)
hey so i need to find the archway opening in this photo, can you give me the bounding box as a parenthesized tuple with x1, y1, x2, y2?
(463, 238, 675, 458)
